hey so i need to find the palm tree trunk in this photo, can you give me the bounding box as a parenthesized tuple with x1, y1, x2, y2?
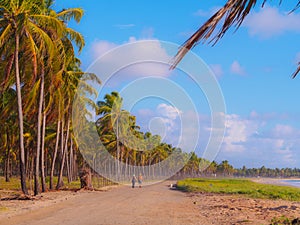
(56, 117, 70, 190)
(66, 141, 71, 183)
(34, 67, 45, 195)
(50, 120, 60, 190)
(15, 33, 28, 195)
(116, 119, 120, 180)
(5, 127, 10, 182)
(40, 102, 47, 192)
(69, 137, 74, 182)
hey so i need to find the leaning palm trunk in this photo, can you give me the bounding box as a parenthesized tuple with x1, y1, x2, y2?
(56, 117, 70, 190)
(15, 33, 28, 195)
(50, 119, 60, 190)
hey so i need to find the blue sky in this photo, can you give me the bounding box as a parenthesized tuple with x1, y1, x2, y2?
(55, 1, 300, 168)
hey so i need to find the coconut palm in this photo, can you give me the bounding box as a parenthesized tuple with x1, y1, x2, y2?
(97, 92, 133, 179)
(55, 61, 100, 190)
(172, 0, 300, 77)
(0, 0, 65, 195)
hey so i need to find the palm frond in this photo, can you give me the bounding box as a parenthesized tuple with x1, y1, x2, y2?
(57, 8, 84, 23)
(65, 27, 85, 53)
(0, 24, 12, 48)
(31, 14, 64, 37)
(171, 0, 300, 78)
(171, 0, 261, 69)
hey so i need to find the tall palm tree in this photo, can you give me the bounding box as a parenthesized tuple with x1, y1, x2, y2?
(97, 92, 131, 179)
(0, 0, 64, 195)
(172, 0, 300, 77)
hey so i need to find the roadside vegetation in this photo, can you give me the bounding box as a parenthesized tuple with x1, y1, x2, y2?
(177, 178, 300, 201)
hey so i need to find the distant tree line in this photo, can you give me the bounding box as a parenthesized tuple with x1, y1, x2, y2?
(176, 158, 300, 179)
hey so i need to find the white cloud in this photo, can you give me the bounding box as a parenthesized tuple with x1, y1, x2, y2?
(230, 60, 246, 76)
(222, 114, 260, 153)
(209, 64, 224, 78)
(244, 6, 300, 38)
(91, 40, 117, 58)
(136, 107, 300, 168)
(216, 112, 300, 168)
(136, 106, 200, 152)
(157, 103, 181, 120)
(89, 37, 172, 86)
(272, 124, 294, 137)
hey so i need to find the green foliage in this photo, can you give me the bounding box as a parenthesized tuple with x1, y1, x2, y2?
(0, 177, 21, 190)
(177, 178, 300, 201)
(0, 176, 114, 191)
(270, 216, 300, 225)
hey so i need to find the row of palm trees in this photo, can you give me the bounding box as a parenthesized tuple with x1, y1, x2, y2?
(96, 92, 181, 180)
(235, 166, 300, 178)
(95, 92, 236, 180)
(0, 0, 99, 195)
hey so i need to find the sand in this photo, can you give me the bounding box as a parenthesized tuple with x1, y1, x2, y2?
(0, 181, 299, 225)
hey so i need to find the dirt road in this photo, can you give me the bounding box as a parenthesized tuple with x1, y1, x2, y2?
(1, 182, 199, 225)
(1, 181, 299, 225)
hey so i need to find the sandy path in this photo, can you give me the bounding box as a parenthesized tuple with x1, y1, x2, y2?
(0, 182, 199, 225)
(0, 181, 299, 225)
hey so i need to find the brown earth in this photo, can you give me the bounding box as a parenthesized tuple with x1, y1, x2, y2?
(0, 181, 299, 225)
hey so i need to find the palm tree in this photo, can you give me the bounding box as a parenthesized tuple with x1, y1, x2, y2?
(172, 0, 300, 77)
(97, 92, 132, 180)
(0, 0, 62, 195)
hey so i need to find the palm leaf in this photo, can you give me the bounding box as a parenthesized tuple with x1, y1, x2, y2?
(171, 0, 300, 77)
(0, 24, 12, 48)
(57, 8, 84, 23)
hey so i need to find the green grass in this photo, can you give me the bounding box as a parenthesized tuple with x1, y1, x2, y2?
(177, 178, 300, 201)
(0, 176, 115, 192)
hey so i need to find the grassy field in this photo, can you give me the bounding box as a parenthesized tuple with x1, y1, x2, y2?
(0, 176, 115, 192)
(177, 178, 300, 201)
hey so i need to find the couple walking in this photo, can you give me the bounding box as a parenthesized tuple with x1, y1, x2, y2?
(132, 174, 143, 188)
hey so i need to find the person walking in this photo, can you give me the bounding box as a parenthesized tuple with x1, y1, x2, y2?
(138, 174, 143, 188)
(131, 175, 137, 188)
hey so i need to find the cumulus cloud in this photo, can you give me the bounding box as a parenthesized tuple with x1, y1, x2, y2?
(157, 104, 182, 120)
(222, 114, 260, 153)
(89, 37, 172, 86)
(91, 41, 117, 58)
(136, 107, 300, 168)
(230, 60, 246, 76)
(217, 112, 300, 168)
(244, 6, 300, 38)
